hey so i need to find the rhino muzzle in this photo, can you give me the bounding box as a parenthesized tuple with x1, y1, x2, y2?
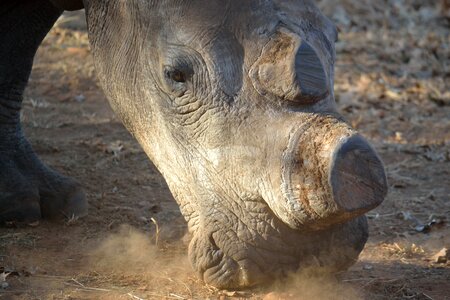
(278, 115, 387, 230)
(249, 27, 386, 231)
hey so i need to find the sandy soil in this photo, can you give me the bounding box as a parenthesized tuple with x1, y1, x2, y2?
(1, 1, 449, 299)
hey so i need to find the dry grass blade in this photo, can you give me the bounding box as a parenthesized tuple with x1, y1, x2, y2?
(64, 278, 112, 292)
(169, 293, 187, 299)
(127, 292, 146, 300)
(151, 217, 160, 246)
(422, 293, 435, 300)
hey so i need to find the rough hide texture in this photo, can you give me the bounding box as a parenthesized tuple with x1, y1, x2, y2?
(84, 0, 387, 288)
(0, 0, 387, 289)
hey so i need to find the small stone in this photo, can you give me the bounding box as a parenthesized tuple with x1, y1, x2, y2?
(1, 281, 8, 289)
(220, 290, 252, 297)
(432, 248, 449, 264)
(74, 94, 86, 103)
(363, 264, 374, 270)
(27, 220, 40, 227)
(138, 216, 148, 223)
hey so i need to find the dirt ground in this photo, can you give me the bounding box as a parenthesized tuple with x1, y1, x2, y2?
(1, 1, 449, 299)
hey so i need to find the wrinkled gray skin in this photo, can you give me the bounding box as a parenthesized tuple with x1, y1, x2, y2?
(0, 0, 387, 289)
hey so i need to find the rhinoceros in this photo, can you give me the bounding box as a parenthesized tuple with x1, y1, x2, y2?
(0, 0, 387, 289)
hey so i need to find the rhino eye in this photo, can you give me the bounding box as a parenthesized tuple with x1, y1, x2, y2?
(163, 65, 192, 97)
(166, 69, 186, 83)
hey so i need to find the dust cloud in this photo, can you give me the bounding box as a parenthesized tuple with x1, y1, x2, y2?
(89, 224, 191, 272)
(87, 225, 195, 296)
(88, 226, 362, 299)
(265, 270, 362, 300)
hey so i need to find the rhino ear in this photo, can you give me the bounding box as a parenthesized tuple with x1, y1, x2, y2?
(50, 0, 84, 11)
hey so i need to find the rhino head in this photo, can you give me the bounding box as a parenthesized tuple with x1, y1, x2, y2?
(82, 0, 387, 288)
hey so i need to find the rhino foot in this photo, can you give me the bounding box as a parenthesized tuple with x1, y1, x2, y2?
(0, 132, 87, 224)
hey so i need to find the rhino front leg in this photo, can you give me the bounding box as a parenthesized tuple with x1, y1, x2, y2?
(0, 0, 87, 223)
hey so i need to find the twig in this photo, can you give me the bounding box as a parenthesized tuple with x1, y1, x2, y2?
(64, 282, 112, 292)
(177, 279, 193, 299)
(0, 290, 33, 293)
(71, 277, 86, 288)
(127, 292, 146, 300)
(361, 277, 402, 287)
(145, 292, 173, 298)
(342, 278, 372, 282)
(64, 278, 112, 292)
(362, 278, 378, 287)
(422, 293, 435, 300)
(169, 293, 186, 300)
(34, 274, 71, 279)
(392, 283, 407, 295)
(151, 217, 160, 247)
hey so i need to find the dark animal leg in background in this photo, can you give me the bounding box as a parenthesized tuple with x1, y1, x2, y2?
(0, 0, 87, 223)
